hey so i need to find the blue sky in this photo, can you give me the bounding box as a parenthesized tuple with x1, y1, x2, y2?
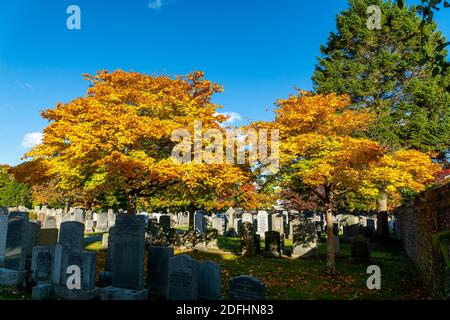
(0, 0, 449, 166)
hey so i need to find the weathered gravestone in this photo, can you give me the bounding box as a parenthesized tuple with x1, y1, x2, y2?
(58, 221, 84, 253)
(257, 211, 271, 237)
(0, 213, 8, 267)
(96, 213, 108, 232)
(159, 215, 171, 234)
(239, 222, 255, 256)
(0, 212, 29, 286)
(198, 260, 221, 300)
(106, 215, 146, 297)
(194, 211, 207, 234)
(43, 216, 57, 229)
(32, 246, 55, 283)
(229, 275, 266, 300)
(292, 218, 318, 259)
(147, 246, 174, 297)
(211, 216, 224, 235)
(26, 221, 40, 258)
(54, 249, 99, 300)
(107, 209, 116, 230)
(72, 209, 84, 223)
(85, 219, 94, 233)
(167, 254, 198, 300)
(264, 231, 281, 257)
(4, 212, 29, 271)
(38, 228, 58, 246)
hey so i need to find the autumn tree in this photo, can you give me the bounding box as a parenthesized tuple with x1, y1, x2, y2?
(25, 70, 250, 214)
(272, 90, 439, 273)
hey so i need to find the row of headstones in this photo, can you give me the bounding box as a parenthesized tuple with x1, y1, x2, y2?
(35, 207, 117, 233)
(0, 212, 265, 300)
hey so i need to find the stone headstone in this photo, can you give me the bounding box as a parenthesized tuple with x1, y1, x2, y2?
(43, 216, 57, 229)
(292, 218, 318, 258)
(4, 212, 29, 270)
(58, 221, 84, 253)
(112, 215, 146, 291)
(167, 254, 198, 300)
(38, 228, 58, 246)
(96, 213, 108, 232)
(0, 213, 8, 267)
(159, 215, 171, 234)
(107, 210, 116, 230)
(61, 250, 96, 289)
(351, 235, 370, 260)
(194, 211, 207, 234)
(229, 276, 265, 300)
(257, 211, 271, 237)
(264, 231, 281, 257)
(211, 216, 224, 235)
(85, 219, 94, 233)
(26, 221, 41, 257)
(73, 209, 84, 223)
(239, 222, 255, 256)
(198, 261, 221, 300)
(105, 227, 115, 272)
(147, 246, 174, 297)
(31, 246, 54, 283)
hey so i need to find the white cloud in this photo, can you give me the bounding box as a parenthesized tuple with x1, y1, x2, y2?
(148, 0, 164, 10)
(218, 112, 243, 124)
(22, 132, 43, 149)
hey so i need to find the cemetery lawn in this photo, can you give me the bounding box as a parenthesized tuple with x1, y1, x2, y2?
(87, 235, 429, 300)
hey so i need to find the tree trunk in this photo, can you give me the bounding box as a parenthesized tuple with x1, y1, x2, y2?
(325, 201, 336, 274)
(376, 192, 390, 241)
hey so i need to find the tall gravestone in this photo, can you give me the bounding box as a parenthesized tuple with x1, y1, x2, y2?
(147, 246, 174, 297)
(4, 212, 29, 271)
(239, 222, 255, 256)
(31, 246, 55, 283)
(242, 213, 253, 224)
(229, 276, 266, 300)
(58, 221, 84, 253)
(0, 213, 8, 267)
(198, 260, 221, 300)
(26, 221, 41, 258)
(167, 254, 198, 300)
(96, 213, 108, 232)
(107, 209, 116, 230)
(159, 215, 171, 234)
(112, 215, 146, 291)
(257, 211, 271, 237)
(73, 209, 84, 223)
(194, 211, 207, 234)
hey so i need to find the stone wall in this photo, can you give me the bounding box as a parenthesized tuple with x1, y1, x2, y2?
(395, 183, 450, 299)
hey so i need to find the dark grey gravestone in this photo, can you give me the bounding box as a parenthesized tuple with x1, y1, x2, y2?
(58, 221, 84, 253)
(105, 227, 115, 272)
(112, 215, 145, 291)
(60, 250, 96, 289)
(167, 254, 198, 300)
(264, 230, 281, 257)
(159, 215, 171, 234)
(31, 246, 54, 283)
(194, 210, 207, 234)
(147, 246, 174, 297)
(26, 221, 41, 257)
(198, 260, 221, 300)
(4, 212, 29, 270)
(0, 213, 8, 267)
(229, 275, 266, 300)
